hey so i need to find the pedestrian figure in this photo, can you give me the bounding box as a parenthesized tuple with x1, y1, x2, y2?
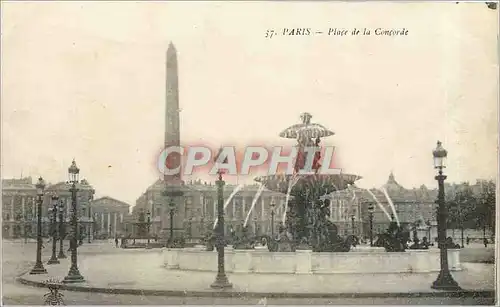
(114, 237, 119, 247)
(483, 237, 488, 248)
(466, 236, 470, 245)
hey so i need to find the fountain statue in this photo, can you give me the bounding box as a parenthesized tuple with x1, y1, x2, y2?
(232, 224, 255, 250)
(255, 113, 362, 252)
(374, 214, 409, 252)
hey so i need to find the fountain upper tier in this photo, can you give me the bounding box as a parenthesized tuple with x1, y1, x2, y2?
(279, 112, 335, 140)
(255, 112, 361, 194)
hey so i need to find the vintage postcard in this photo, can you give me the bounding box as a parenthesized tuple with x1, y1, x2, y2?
(1, 1, 498, 305)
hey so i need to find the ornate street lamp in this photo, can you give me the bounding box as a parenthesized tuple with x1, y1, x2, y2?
(146, 210, 151, 249)
(458, 198, 464, 248)
(270, 198, 276, 239)
(210, 148, 232, 289)
(368, 203, 374, 247)
(47, 195, 60, 264)
(63, 160, 85, 283)
(30, 177, 47, 274)
(351, 214, 356, 236)
(431, 141, 460, 290)
(58, 199, 66, 259)
(88, 192, 94, 244)
(168, 201, 175, 246)
(148, 199, 154, 235)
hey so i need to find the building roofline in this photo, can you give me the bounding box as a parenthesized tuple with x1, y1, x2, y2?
(92, 196, 131, 208)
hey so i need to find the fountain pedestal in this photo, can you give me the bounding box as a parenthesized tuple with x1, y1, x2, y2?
(295, 249, 313, 274)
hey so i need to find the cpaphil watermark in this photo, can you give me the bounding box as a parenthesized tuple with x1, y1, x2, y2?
(157, 145, 341, 176)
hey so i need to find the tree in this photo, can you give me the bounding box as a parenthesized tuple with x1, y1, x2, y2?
(477, 180, 496, 235)
(447, 184, 478, 230)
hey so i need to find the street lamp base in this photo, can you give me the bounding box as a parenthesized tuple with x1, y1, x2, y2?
(210, 274, 233, 289)
(431, 271, 461, 291)
(63, 273, 85, 284)
(47, 258, 60, 265)
(58, 253, 67, 259)
(29, 264, 47, 275)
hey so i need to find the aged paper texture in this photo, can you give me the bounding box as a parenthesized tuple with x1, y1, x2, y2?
(1, 1, 498, 305)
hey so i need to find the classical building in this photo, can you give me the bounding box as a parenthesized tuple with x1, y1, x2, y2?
(358, 172, 438, 238)
(2, 177, 95, 239)
(90, 196, 131, 239)
(133, 179, 288, 239)
(2, 177, 38, 238)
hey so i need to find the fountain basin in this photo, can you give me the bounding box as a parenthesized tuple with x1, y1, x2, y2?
(162, 248, 461, 274)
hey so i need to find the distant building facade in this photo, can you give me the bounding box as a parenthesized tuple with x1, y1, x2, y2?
(358, 173, 438, 238)
(90, 196, 131, 239)
(133, 179, 289, 239)
(2, 177, 38, 238)
(2, 177, 95, 239)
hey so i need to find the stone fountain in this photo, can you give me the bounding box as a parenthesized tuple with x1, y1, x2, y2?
(254, 112, 361, 252)
(162, 112, 463, 275)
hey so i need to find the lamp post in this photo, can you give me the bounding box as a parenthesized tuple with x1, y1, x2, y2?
(146, 210, 151, 248)
(88, 192, 94, 244)
(30, 177, 47, 275)
(431, 141, 460, 290)
(168, 201, 175, 246)
(210, 148, 232, 289)
(351, 214, 355, 236)
(63, 160, 85, 283)
(58, 199, 66, 259)
(458, 198, 464, 248)
(270, 199, 276, 239)
(47, 195, 60, 264)
(24, 212, 32, 244)
(368, 203, 374, 247)
(481, 186, 488, 246)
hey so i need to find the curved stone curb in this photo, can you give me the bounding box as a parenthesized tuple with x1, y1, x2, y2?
(16, 275, 494, 299)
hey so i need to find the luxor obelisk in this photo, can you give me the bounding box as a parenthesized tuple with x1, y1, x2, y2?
(165, 42, 182, 184)
(163, 42, 184, 245)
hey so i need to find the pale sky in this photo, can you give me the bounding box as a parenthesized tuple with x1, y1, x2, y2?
(1, 1, 498, 205)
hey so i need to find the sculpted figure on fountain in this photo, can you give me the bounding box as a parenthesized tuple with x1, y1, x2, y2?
(295, 136, 322, 174)
(256, 112, 362, 252)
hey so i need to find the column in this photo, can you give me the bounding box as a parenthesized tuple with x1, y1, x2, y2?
(113, 213, 117, 237)
(21, 197, 26, 236)
(340, 200, 344, 220)
(21, 197, 26, 219)
(32, 197, 36, 218)
(101, 213, 104, 234)
(107, 213, 111, 236)
(120, 213, 124, 235)
(10, 196, 14, 221)
(199, 194, 204, 216)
